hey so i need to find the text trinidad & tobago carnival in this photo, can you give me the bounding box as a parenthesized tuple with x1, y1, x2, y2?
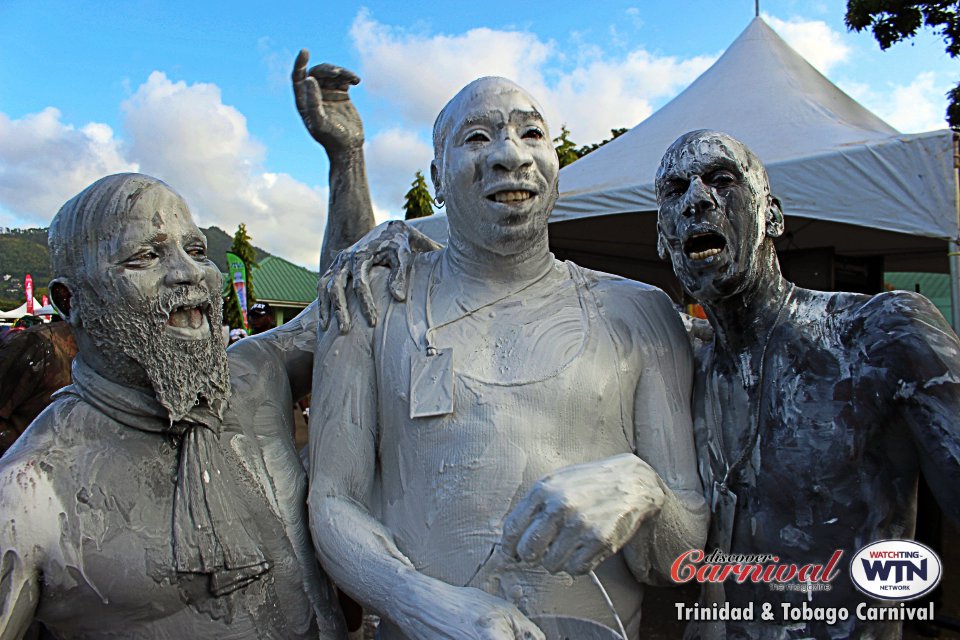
(669, 548, 939, 624)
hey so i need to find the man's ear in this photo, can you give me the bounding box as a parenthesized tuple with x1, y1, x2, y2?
(50, 278, 79, 326)
(430, 161, 443, 205)
(765, 196, 784, 239)
(656, 221, 669, 261)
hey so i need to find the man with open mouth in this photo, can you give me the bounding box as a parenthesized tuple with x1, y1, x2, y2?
(0, 55, 376, 639)
(656, 129, 960, 640)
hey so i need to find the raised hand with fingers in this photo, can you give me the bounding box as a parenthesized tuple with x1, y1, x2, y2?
(293, 49, 364, 155)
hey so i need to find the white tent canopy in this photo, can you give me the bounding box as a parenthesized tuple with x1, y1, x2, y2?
(0, 299, 43, 320)
(554, 17, 957, 240)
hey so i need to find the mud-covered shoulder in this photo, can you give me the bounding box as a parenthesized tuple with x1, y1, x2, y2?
(577, 266, 693, 375)
(847, 290, 960, 388)
(2, 394, 92, 462)
(581, 267, 687, 336)
(0, 398, 80, 556)
(580, 267, 677, 315)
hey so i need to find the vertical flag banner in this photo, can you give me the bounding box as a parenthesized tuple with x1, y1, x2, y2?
(41, 294, 49, 307)
(25, 274, 33, 315)
(225, 252, 249, 331)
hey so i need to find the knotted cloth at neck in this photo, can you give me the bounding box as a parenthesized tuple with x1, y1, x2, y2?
(59, 357, 271, 596)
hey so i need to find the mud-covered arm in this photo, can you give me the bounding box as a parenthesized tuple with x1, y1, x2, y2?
(231, 301, 321, 402)
(623, 290, 709, 584)
(865, 291, 960, 525)
(293, 50, 376, 273)
(229, 52, 378, 398)
(500, 287, 707, 582)
(308, 281, 544, 640)
(0, 459, 53, 640)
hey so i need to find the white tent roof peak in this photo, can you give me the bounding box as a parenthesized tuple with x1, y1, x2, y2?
(553, 16, 957, 244)
(559, 16, 899, 197)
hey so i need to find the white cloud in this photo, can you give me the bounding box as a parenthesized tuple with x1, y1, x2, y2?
(0, 74, 335, 268)
(763, 14, 852, 75)
(364, 127, 434, 223)
(0, 108, 138, 225)
(625, 7, 644, 30)
(350, 9, 555, 127)
(349, 10, 716, 146)
(547, 49, 715, 142)
(258, 36, 296, 91)
(842, 71, 949, 133)
(121, 72, 329, 268)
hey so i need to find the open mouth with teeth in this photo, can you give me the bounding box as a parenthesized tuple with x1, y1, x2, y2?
(167, 305, 207, 330)
(683, 231, 727, 261)
(488, 190, 534, 204)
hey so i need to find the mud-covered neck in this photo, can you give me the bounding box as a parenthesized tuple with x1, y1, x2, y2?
(702, 241, 792, 374)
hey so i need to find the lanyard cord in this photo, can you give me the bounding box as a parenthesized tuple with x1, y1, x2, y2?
(422, 254, 553, 354)
(713, 284, 795, 491)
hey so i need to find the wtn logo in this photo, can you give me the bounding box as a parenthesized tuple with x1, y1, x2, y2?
(850, 540, 942, 601)
(860, 558, 927, 583)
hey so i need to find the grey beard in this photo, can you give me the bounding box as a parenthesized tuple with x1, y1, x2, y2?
(77, 284, 231, 422)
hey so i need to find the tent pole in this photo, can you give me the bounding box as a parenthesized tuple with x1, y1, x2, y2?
(952, 145, 960, 334)
(951, 240, 960, 334)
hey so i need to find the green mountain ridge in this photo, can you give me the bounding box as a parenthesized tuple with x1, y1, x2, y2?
(0, 226, 273, 311)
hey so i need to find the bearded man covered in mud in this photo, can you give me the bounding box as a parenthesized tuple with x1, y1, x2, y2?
(0, 54, 376, 640)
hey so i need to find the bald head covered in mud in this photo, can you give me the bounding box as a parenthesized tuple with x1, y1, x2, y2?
(308, 77, 707, 640)
(656, 130, 960, 640)
(0, 173, 349, 639)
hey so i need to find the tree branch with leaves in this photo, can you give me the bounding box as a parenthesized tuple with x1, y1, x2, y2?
(846, 0, 960, 129)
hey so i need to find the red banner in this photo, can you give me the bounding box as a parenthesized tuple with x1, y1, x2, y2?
(25, 274, 33, 314)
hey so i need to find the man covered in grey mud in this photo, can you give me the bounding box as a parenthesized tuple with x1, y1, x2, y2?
(655, 130, 960, 640)
(0, 53, 376, 640)
(307, 77, 708, 640)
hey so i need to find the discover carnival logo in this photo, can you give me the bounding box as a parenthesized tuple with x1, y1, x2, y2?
(671, 549, 843, 591)
(850, 539, 942, 601)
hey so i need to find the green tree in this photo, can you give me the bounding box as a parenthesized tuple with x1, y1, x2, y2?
(846, 0, 960, 128)
(554, 126, 628, 168)
(554, 125, 580, 168)
(403, 170, 434, 220)
(223, 223, 258, 330)
(577, 128, 629, 158)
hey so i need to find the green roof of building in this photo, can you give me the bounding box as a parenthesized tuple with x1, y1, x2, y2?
(251, 255, 319, 305)
(884, 272, 953, 325)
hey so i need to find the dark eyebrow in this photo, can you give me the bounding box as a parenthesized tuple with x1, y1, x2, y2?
(703, 155, 740, 173)
(510, 107, 544, 122)
(458, 107, 546, 129)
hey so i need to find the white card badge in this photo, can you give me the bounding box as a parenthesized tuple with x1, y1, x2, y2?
(710, 480, 737, 554)
(410, 348, 455, 418)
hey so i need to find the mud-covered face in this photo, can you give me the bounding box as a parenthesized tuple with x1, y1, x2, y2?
(78, 185, 229, 419)
(86, 186, 221, 339)
(656, 131, 776, 302)
(434, 78, 559, 258)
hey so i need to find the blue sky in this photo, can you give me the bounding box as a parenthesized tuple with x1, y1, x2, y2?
(1, 0, 956, 267)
